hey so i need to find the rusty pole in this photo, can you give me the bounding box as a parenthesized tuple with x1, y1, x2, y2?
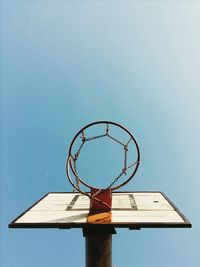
(85, 235, 112, 267)
(83, 227, 116, 267)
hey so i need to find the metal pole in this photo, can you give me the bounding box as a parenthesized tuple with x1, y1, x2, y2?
(86, 234, 112, 267)
(83, 227, 116, 267)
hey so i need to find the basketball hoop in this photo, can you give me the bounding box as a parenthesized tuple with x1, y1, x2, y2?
(66, 121, 140, 213)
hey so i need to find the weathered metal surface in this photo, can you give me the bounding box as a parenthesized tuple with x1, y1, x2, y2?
(87, 212, 112, 223)
(89, 188, 112, 213)
(85, 235, 112, 267)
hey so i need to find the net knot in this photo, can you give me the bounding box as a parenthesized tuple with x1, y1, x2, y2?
(122, 168, 127, 175)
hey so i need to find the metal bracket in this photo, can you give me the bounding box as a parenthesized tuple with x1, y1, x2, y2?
(82, 226, 116, 237)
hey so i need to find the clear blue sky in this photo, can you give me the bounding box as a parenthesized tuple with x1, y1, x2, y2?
(1, 1, 199, 267)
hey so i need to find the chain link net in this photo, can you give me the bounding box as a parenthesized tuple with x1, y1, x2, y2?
(71, 123, 138, 197)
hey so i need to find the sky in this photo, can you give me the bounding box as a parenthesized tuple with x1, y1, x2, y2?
(1, 1, 200, 267)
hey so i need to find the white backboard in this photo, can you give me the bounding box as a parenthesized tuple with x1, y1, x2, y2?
(9, 192, 191, 229)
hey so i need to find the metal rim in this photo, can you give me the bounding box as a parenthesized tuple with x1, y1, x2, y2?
(66, 121, 140, 191)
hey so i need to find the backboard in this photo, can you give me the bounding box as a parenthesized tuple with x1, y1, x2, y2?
(9, 192, 191, 229)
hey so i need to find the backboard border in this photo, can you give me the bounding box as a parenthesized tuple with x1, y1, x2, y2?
(8, 191, 192, 229)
